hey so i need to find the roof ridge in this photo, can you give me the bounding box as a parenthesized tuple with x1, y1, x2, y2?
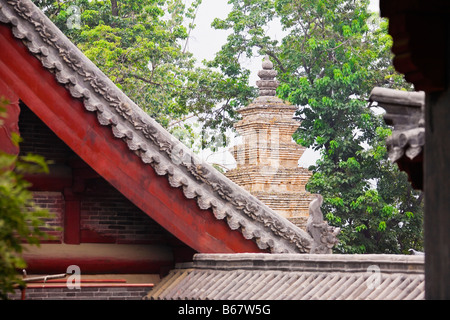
(0, 0, 315, 253)
(192, 253, 425, 274)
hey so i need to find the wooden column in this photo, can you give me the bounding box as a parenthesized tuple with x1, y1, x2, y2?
(63, 188, 81, 245)
(380, 0, 450, 300)
(424, 51, 450, 299)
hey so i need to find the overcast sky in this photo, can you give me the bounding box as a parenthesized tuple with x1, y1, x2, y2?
(188, 0, 381, 168)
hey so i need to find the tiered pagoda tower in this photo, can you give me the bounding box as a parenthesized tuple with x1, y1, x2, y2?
(225, 56, 314, 229)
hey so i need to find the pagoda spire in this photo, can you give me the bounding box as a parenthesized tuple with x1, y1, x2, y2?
(256, 55, 279, 96)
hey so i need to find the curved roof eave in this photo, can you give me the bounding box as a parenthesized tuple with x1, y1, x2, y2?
(0, 0, 314, 253)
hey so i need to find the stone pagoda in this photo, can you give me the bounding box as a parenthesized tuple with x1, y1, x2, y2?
(225, 56, 315, 229)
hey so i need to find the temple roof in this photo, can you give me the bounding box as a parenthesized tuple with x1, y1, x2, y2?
(146, 253, 425, 300)
(0, 0, 317, 253)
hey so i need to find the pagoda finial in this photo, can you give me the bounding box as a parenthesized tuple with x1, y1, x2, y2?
(256, 55, 279, 96)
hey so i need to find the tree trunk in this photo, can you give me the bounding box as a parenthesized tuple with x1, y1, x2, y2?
(111, 0, 119, 16)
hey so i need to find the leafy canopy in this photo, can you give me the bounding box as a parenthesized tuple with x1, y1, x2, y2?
(211, 0, 423, 253)
(34, 0, 256, 151)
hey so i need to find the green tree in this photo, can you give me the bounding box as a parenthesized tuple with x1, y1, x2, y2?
(0, 98, 53, 299)
(211, 0, 423, 253)
(33, 0, 256, 150)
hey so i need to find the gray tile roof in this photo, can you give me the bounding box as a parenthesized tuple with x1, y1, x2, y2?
(146, 253, 424, 300)
(369, 87, 425, 164)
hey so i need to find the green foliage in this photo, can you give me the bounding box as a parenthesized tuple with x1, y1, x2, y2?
(212, 0, 423, 253)
(0, 98, 54, 299)
(33, 0, 256, 149)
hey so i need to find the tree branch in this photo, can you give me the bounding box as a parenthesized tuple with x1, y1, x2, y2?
(111, 0, 119, 16)
(129, 73, 163, 87)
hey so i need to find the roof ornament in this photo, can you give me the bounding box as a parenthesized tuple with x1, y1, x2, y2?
(368, 87, 425, 190)
(256, 55, 280, 97)
(408, 249, 425, 255)
(307, 195, 340, 254)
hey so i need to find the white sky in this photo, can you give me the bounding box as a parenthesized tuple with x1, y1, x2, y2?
(187, 0, 380, 169)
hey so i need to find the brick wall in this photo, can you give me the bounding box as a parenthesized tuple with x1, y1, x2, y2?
(80, 185, 175, 244)
(18, 102, 180, 246)
(32, 191, 64, 242)
(9, 285, 153, 300)
(18, 102, 72, 163)
(28, 180, 171, 246)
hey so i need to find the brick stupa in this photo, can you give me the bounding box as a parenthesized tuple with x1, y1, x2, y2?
(225, 56, 314, 229)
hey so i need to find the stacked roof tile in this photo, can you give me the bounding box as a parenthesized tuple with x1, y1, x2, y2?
(369, 87, 425, 189)
(146, 253, 424, 300)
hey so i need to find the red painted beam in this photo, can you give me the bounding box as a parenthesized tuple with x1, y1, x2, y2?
(0, 23, 264, 254)
(32, 279, 127, 283)
(0, 76, 20, 155)
(24, 256, 170, 274)
(24, 283, 154, 288)
(23, 164, 73, 191)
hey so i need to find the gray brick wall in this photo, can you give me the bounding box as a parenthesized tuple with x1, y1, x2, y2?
(18, 103, 72, 163)
(19, 103, 181, 246)
(33, 191, 64, 242)
(80, 190, 170, 244)
(9, 285, 153, 300)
